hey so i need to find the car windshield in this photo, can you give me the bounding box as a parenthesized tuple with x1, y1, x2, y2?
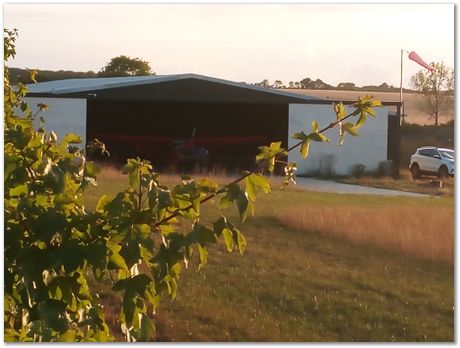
(439, 150, 454, 160)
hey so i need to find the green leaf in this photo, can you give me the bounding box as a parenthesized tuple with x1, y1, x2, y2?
(54, 194, 76, 212)
(355, 113, 367, 128)
(308, 132, 330, 143)
(37, 299, 69, 333)
(9, 183, 28, 197)
(96, 194, 113, 213)
(122, 291, 136, 327)
(29, 69, 38, 83)
(245, 173, 271, 201)
(113, 275, 151, 294)
(342, 122, 359, 136)
(121, 240, 142, 269)
(236, 191, 250, 222)
(213, 217, 227, 236)
(134, 223, 151, 237)
(222, 228, 234, 252)
(192, 223, 217, 245)
(197, 244, 208, 270)
(292, 131, 309, 141)
(334, 102, 347, 120)
(245, 177, 257, 201)
(353, 95, 382, 128)
(267, 157, 276, 173)
(157, 187, 172, 210)
(57, 330, 77, 342)
(4, 329, 21, 342)
(84, 161, 100, 179)
(62, 133, 82, 145)
(122, 159, 141, 190)
(161, 274, 178, 300)
(236, 230, 247, 254)
(219, 184, 241, 209)
(139, 315, 155, 342)
(148, 183, 158, 209)
(300, 140, 310, 159)
(255, 142, 287, 174)
(108, 246, 128, 271)
(196, 178, 219, 194)
(311, 120, 319, 133)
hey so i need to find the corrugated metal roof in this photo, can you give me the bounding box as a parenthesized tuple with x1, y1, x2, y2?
(26, 73, 320, 102)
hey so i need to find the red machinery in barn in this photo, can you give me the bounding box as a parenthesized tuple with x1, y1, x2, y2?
(91, 128, 267, 172)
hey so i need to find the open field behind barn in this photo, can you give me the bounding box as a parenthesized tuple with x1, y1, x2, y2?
(286, 89, 454, 125)
(84, 168, 454, 342)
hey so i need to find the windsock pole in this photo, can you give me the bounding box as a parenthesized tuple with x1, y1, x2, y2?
(400, 49, 405, 123)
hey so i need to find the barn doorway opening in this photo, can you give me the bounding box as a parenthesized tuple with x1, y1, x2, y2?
(86, 100, 288, 173)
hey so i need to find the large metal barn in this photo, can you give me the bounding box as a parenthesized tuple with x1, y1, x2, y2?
(24, 74, 401, 175)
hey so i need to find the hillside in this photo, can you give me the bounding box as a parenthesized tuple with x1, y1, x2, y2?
(286, 89, 454, 125)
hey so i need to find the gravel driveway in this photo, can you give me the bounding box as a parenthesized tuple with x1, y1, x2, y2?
(294, 177, 429, 197)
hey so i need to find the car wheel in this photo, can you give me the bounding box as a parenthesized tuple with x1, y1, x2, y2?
(410, 164, 421, 179)
(438, 166, 449, 180)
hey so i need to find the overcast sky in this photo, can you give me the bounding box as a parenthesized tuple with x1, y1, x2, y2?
(3, 3, 454, 88)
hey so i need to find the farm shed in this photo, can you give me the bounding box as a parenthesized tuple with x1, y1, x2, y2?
(24, 74, 401, 175)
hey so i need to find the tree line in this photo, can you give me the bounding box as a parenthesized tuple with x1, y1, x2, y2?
(253, 78, 415, 93)
(11, 61, 409, 93)
(9, 55, 153, 84)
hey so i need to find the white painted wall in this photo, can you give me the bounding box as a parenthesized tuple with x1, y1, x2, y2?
(25, 97, 87, 149)
(289, 104, 389, 176)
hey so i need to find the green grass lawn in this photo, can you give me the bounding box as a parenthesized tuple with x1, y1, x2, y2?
(85, 171, 454, 342)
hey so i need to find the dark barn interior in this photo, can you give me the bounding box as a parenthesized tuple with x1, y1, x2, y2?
(87, 99, 288, 172)
(66, 75, 317, 173)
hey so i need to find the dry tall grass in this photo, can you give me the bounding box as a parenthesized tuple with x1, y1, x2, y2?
(340, 170, 454, 196)
(95, 164, 283, 187)
(279, 205, 454, 263)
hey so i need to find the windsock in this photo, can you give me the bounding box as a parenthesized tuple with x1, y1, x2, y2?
(408, 51, 434, 72)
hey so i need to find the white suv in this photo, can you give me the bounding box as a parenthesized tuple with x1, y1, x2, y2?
(409, 147, 454, 179)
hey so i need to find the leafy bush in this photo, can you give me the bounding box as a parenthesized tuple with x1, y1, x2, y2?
(377, 160, 393, 177)
(351, 164, 367, 178)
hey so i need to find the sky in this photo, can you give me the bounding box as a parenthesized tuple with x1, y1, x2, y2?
(3, 3, 455, 88)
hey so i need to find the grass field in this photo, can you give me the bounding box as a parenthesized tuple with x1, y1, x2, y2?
(286, 89, 454, 126)
(85, 168, 454, 342)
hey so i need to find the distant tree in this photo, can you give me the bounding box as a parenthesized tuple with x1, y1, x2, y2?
(259, 79, 270, 87)
(294, 81, 301, 89)
(98, 55, 153, 77)
(288, 81, 295, 89)
(337, 82, 356, 90)
(273, 80, 284, 88)
(300, 77, 332, 89)
(300, 78, 312, 89)
(313, 78, 331, 89)
(411, 61, 454, 126)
